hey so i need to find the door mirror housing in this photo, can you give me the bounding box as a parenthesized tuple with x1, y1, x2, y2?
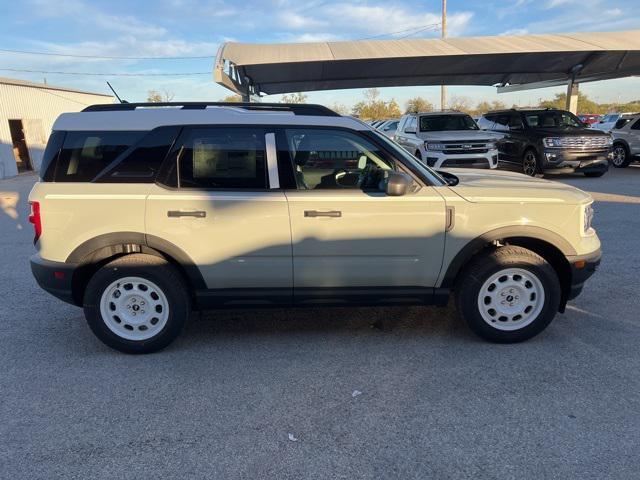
(385, 171, 412, 196)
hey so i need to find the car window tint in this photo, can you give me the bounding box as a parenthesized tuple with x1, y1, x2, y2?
(96, 126, 181, 183)
(630, 119, 640, 130)
(419, 115, 478, 131)
(176, 127, 267, 189)
(285, 128, 394, 191)
(493, 115, 511, 130)
(53, 131, 144, 182)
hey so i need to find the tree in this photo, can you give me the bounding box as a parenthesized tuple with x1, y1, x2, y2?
(351, 89, 402, 120)
(220, 94, 242, 102)
(405, 97, 433, 114)
(448, 95, 473, 113)
(281, 92, 308, 104)
(147, 90, 175, 102)
(329, 102, 350, 115)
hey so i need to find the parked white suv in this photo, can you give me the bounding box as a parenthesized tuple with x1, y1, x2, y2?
(30, 102, 600, 353)
(610, 114, 640, 167)
(394, 111, 499, 169)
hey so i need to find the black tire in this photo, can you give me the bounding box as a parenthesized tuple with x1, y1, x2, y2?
(584, 170, 606, 178)
(83, 254, 190, 354)
(522, 148, 542, 177)
(611, 143, 631, 168)
(455, 246, 561, 343)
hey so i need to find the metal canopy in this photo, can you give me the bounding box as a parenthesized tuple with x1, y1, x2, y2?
(214, 30, 640, 97)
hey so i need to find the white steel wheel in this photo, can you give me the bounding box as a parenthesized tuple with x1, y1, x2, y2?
(99, 276, 170, 341)
(476, 268, 545, 331)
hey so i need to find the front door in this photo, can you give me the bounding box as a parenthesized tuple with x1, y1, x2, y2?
(146, 126, 292, 305)
(279, 127, 446, 304)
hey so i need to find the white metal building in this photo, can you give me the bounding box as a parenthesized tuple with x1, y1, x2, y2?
(0, 77, 113, 179)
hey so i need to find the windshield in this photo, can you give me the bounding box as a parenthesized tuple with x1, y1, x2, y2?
(523, 111, 583, 128)
(419, 114, 478, 132)
(601, 114, 619, 123)
(371, 131, 446, 186)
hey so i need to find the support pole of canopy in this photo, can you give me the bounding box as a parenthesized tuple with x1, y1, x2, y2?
(565, 80, 579, 114)
(440, 0, 447, 110)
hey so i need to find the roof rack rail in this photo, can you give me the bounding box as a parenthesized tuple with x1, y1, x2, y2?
(82, 102, 340, 116)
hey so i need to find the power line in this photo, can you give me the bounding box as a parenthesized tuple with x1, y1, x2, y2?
(358, 22, 441, 40)
(395, 24, 442, 39)
(0, 68, 210, 77)
(0, 48, 211, 60)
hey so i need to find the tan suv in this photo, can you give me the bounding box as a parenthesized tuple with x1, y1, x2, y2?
(29, 102, 601, 353)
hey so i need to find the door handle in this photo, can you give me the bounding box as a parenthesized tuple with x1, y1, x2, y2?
(167, 210, 206, 218)
(304, 210, 342, 218)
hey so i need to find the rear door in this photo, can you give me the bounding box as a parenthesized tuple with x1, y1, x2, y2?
(279, 127, 446, 304)
(145, 126, 292, 305)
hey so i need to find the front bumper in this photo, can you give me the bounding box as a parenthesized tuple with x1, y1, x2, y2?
(425, 149, 499, 169)
(542, 148, 611, 174)
(566, 248, 602, 301)
(30, 255, 79, 305)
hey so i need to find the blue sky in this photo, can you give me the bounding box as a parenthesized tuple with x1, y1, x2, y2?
(0, 0, 638, 109)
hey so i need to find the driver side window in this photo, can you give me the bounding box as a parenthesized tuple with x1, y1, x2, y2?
(285, 129, 395, 191)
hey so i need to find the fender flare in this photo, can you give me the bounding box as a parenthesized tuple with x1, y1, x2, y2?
(440, 225, 576, 288)
(66, 232, 206, 290)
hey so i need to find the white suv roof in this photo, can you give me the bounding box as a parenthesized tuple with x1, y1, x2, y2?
(53, 102, 370, 132)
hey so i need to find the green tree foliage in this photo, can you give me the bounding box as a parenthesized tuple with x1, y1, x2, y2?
(352, 88, 402, 120)
(405, 97, 433, 113)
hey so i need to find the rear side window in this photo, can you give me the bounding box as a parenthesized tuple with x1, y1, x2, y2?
(95, 126, 180, 183)
(40, 130, 65, 181)
(160, 127, 268, 189)
(52, 131, 144, 182)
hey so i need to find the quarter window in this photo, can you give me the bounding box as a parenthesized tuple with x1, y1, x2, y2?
(284, 129, 394, 191)
(52, 131, 144, 182)
(173, 127, 268, 189)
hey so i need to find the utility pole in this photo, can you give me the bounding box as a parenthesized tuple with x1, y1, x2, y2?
(441, 0, 447, 110)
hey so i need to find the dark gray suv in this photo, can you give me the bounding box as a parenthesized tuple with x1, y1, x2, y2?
(477, 109, 612, 177)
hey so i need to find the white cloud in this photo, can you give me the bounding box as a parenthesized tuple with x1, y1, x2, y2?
(500, 28, 529, 35)
(545, 0, 576, 8)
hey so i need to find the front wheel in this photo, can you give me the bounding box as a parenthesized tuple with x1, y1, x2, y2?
(455, 246, 560, 343)
(611, 144, 631, 168)
(522, 149, 541, 177)
(83, 254, 190, 354)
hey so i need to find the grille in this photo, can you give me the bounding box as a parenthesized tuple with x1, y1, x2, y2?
(441, 140, 493, 155)
(559, 136, 610, 149)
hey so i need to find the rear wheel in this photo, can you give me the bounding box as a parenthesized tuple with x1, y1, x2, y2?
(611, 143, 631, 168)
(84, 254, 190, 354)
(455, 246, 561, 343)
(522, 149, 541, 177)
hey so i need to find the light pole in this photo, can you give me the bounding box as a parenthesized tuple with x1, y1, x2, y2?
(441, 0, 447, 110)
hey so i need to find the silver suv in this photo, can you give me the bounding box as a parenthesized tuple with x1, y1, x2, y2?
(29, 102, 600, 353)
(394, 111, 499, 169)
(610, 114, 640, 167)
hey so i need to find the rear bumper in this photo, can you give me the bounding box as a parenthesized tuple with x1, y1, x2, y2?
(30, 255, 79, 305)
(566, 248, 602, 301)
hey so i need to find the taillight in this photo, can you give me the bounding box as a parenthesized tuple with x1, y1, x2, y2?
(28, 201, 42, 243)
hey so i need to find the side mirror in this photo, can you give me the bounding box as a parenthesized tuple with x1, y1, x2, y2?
(385, 171, 412, 196)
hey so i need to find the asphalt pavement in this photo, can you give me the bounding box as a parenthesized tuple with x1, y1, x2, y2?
(1, 167, 639, 479)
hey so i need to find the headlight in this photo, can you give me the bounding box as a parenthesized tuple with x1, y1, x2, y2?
(583, 204, 594, 234)
(606, 135, 614, 146)
(487, 141, 497, 149)
(543, 137, 563, 148)
(426, 142, 446, 151)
